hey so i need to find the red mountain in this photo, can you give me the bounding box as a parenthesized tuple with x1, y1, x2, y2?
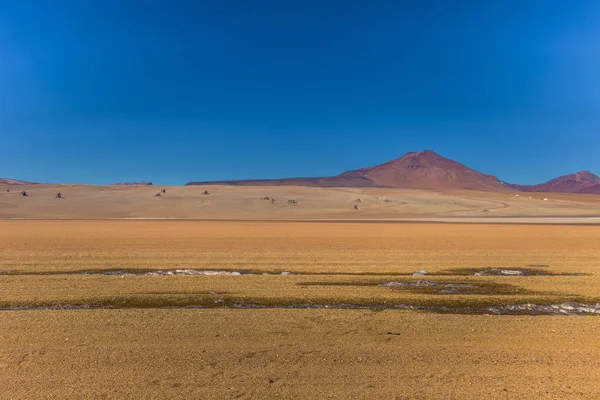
(186, 150, 507, 191)
(511, 171, 600, 194)
(336, 150, 506, 190)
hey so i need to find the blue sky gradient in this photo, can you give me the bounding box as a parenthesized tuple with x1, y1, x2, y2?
(2, 0, 600, 184)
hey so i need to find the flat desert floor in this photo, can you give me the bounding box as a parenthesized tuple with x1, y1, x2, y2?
(1, 220, 600, 399)
(2, 184, 600, 222)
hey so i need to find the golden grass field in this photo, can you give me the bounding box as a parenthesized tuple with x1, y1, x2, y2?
(1, 220, 600, 399)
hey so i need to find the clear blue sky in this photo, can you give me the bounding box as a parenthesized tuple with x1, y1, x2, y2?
(2, 0, 600, 185)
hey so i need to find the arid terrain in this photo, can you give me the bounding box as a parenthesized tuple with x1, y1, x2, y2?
(1, 220, 600, 399)
(1, 155, 599, 399)
(3, 183, 600, 222)
(186, 150, 600, 195)
(5, 0, 600, 396)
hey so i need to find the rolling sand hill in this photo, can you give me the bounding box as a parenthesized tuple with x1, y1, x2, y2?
(2, 183, 600, 221)
(3, 150, 600, 221)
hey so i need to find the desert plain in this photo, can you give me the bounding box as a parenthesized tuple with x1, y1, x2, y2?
(3, 183, 600, 221)
(1, 185, 600, 399)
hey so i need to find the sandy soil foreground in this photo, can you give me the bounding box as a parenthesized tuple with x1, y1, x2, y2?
(2, 309, 600, 399)
(1, 221, 599, 399)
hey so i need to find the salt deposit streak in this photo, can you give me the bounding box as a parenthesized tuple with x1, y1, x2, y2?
(380, 280, 476, 288)
(485, 302, 600, 316)
(2, 302, 600, 315)
(234, 302, 600, 315)
(474, 269, 525, 276)
(147, 270, 242, 276)
(104, 269, 243, 276)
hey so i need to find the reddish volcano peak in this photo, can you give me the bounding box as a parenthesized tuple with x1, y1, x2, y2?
(572, 171, 600, 183)
(187, 149, 507, 191)
(337, 150, 505, 191)
(384, 150, 461, 168)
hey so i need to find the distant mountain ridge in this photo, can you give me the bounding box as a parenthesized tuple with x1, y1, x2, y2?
(112, 182, 153, 186)
(4, 151, 600, 194)
(186, 150, 507, 191)
(0, 177, 36, 185)
(510, 171, 600, 194)
(186, 150, 600, 194)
